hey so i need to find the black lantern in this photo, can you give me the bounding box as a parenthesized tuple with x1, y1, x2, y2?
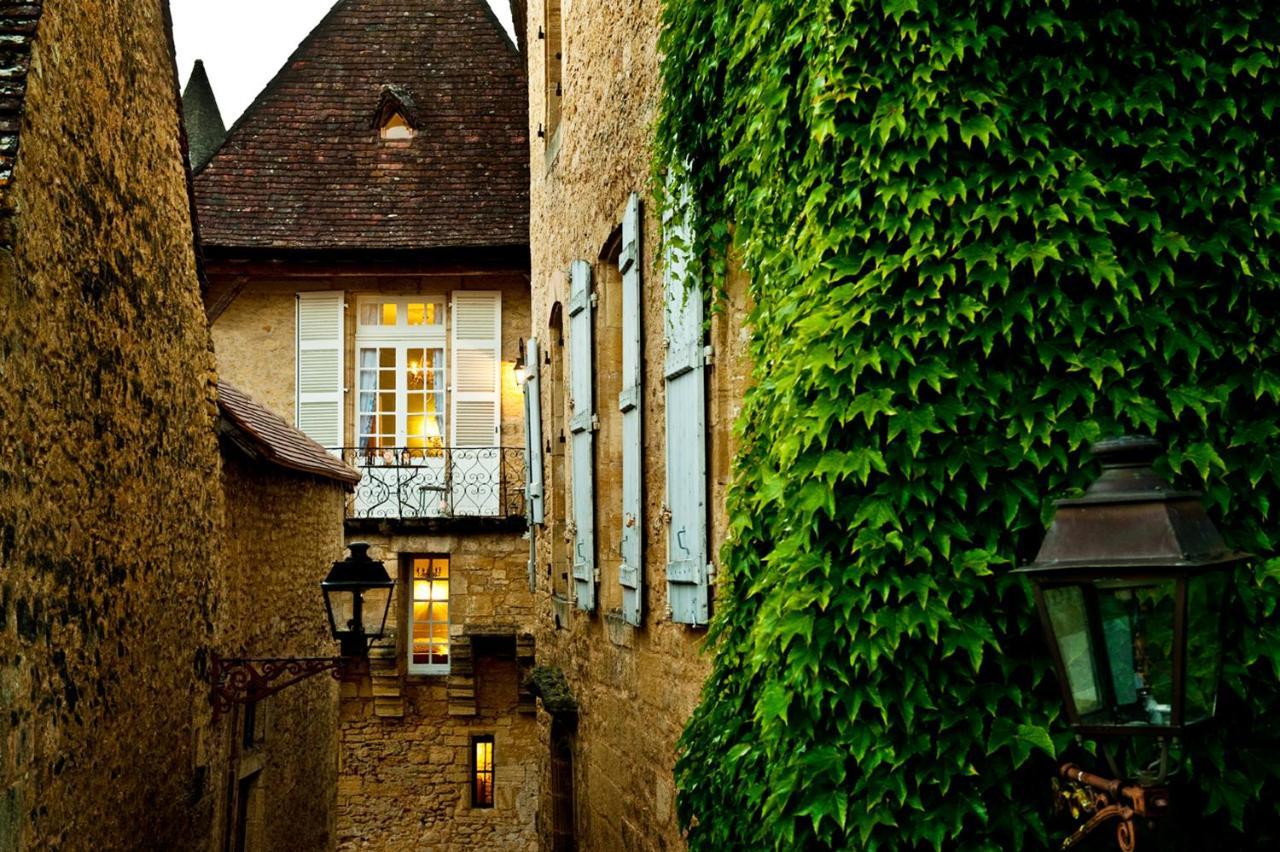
(321, 541, 395, 658)
(1016, 436, 1247, 738)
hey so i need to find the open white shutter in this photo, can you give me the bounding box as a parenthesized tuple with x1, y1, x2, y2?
(296, 291, 344, 451)
(451, 291, 501, 514)
(619, 193, 644, 625)
(663, 199, 710, 626)
(524, 337, 545, 525)
(568, 261, 596, 612)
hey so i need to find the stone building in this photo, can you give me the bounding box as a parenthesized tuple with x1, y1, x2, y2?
(193, 1, 540, 848)
(520, 1, 750, 848)
(0, 2, 358, 849)
(0, 0, 227, 847)
(213, 382, 361, 852)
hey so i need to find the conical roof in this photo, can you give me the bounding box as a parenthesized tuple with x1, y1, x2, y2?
(182, 60, 227, 172)
(194, 0, 528, 252)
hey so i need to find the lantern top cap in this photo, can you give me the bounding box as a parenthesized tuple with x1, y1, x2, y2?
(322, 541, 394, 589)
(1019, 435, 1250, 574)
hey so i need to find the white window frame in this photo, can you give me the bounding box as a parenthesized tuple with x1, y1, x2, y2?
(354, 295, 448, 453)
(407, 556, 450, 675)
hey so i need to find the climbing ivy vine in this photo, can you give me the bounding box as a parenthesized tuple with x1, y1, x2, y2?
(657, 1, 1280, 848)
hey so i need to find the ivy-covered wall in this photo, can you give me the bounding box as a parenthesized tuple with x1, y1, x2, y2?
(658, 1, 1280, 848)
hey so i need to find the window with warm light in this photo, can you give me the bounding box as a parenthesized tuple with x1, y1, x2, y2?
(471, 735, 494, 808)
(380, 111, 416, 140)
(356, 297, 447, 458)
(409, 556, 450, 674)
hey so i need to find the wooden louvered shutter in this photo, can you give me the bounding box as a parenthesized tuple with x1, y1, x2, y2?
(524, 337, 545, 525)
(296, 291, 344, 451)
(619, 193, 644, 625)
(663, 205, 710, 626)
(451, 291, 501, 515)
(568, 261, 596, 612)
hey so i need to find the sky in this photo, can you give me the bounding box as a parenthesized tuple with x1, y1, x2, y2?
(170, 0, 516, 126)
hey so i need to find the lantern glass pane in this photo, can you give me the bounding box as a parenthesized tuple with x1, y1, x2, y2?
(1044, 586, 1103, 716)
(327, 588, 357, 635)
(1184, 571, 1228, 724)
(362, 586, 392, 638)
(1096, 579, 1176, 726)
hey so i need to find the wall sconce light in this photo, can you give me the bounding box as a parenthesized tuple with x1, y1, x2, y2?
(514, 337, 528, 386)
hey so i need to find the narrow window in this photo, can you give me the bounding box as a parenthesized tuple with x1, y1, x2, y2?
(471, 735, 495, 808)
(550, 720, 576, 850)
(544, 0, 562, 141)
(409, 556, 450, 673)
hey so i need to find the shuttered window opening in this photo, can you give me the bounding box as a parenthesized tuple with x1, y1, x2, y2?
(663, 195, 711, 626)
(619, 193, 644, 626)
(451, 291, 502, 515)
(524, 337, 545, 526)
(568, 261, 597, 612)
(296, 291, 344, 451)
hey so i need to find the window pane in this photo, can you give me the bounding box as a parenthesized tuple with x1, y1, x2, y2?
(1045, 586, 1102, 717)
(379, 348, 396, 368)
(360, 304, 381, 325)
(381, 303, 397, 325)
(407, 303, 426, 325)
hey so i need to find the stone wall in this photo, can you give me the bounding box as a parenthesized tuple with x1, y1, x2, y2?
(214, 449, 347, 852)
(335, 532, 538, 850)
(524, 0, 751, 848)
(0, 0, 226, 847)
(209, 270, 531, 447)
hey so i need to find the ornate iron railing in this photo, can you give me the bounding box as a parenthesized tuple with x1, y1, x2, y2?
(333, 446, 526, 521)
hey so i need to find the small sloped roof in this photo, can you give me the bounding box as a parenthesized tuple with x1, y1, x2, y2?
(217, 382, 361, 486)
(195, 0, 528, 252)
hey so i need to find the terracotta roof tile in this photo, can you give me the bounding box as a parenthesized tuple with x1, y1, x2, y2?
(194, 0, 528, 251)
(217, 382, 362, 486)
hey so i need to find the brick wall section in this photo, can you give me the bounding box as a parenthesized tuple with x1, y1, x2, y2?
(215, 451, 347, 851)
(525, 0, 751, 849)
(0, 0, 225, 847)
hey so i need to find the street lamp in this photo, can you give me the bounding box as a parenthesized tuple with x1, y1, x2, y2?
(211, 542, 396, 718)
(321, 541, 395, 657)
(1016, 436, 1248, 850)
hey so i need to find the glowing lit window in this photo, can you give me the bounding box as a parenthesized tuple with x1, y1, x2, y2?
(359, 298, 443, 328)
(410, 557, 449, 673)
(380, 111, 416, 140)
(471, 735, 494, 808)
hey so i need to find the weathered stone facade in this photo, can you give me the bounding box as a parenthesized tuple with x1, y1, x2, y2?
(0, 0, 225, 847)
(214, 444, 349, 852)
(524, 1, 751, 848)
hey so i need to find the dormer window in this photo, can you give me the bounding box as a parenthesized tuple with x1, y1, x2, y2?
(372, 85, 419, 140)
(380, 111, 414, 140)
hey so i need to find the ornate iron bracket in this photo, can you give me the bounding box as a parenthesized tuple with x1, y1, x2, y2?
(1053, 763, 1169, 852)
(210, 654, 365, 720)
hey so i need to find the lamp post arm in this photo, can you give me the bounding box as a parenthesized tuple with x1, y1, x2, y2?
(210, 653, 365, 720)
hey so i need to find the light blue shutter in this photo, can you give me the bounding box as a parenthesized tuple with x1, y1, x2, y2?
(663, 203, 709, 625)
(296, 291, 344, 451)
(524, 337, 545, 524)
(619, 193, 644, 625)
(568, 261, 596, 612)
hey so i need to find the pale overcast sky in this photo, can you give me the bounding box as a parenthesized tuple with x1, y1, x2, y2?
(171, 0, 517, 126)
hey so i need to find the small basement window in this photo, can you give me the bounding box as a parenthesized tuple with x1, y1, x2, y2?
(472, 735, 495, 808)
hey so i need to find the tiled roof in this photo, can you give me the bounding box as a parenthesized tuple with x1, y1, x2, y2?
(0, 2, 43, 204)
(194, 0, 529, 252)
(182, 60, 227, 172)
(217, 382, 361, 487)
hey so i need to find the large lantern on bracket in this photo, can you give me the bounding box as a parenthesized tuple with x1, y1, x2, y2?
(1016, 436, 1247, 738)
(321, 541, 395, 658)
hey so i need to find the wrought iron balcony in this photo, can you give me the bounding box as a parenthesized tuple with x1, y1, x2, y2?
(333, 446, 526, 524)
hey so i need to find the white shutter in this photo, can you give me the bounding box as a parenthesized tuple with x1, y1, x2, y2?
(568, 261, 596, 612)
(451, 291, 501, 515)
(619, 193, 644, 625)
(296, 291, 344, 451)
(524, 337, 545, 525)
(450, 291, 501, 447)
(663, 197, 710, 626)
